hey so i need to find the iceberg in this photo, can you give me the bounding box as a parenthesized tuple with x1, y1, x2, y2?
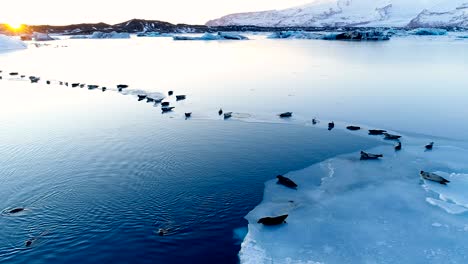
(410, 28, 448, 36)
(323, 30, 391, 41)
(173, 32, 248, 41)
(240, 136, 468, 264)
(268, 30, 391, 41)
(32, 32, 55, 41)
(267, 31, 323, 39)
(69, 32, 130, 39)
(89, 31, 130, 39)
(0, 34, 27, 51)
(137, 32, 173, 38)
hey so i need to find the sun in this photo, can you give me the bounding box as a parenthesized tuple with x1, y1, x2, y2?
(7, 23, 23, 31)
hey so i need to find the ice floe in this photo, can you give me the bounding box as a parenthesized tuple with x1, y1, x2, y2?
(240, 137, 468, 263)
(0, 34, 27, 51)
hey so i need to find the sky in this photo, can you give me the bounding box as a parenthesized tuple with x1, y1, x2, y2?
(0, 0, 312, 26)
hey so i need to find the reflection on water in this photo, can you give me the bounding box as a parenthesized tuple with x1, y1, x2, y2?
(1, 35, 468, 138)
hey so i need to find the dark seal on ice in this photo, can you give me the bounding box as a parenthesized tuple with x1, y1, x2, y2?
(276, 175, 298, 189)
(346, 126, 360, 131)
(258, 214, 288, 226)
(368, 129, 386, 135)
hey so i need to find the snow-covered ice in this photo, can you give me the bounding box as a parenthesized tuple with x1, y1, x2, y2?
(0, 34, 27, 51)
(240, 135, 468, 263)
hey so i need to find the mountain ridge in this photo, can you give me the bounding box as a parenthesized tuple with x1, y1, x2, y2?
(206, 0, 468, 28)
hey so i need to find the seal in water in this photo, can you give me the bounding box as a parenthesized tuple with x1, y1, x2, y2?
(360, 151, 383, 160)
(9, 208, 25, 214)
(158, 228, 168, 236)
(369, 129, 386, 135)
(346, 126, 361, 131)
(276, 175, 298, 189)
(328, 122, 335, 131)
(258, 214, 288, 226)
(420, 171, 449, 185)
(425, 142, 434, 150)
(312, 118, 318, 125)
(395, 142, 402, 151)
(218, 109, 223, 115)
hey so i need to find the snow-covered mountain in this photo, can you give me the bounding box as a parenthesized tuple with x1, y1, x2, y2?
(206, 0, 468, 28)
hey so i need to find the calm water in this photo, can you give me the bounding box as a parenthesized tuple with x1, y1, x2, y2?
(0, 34, 466, 263)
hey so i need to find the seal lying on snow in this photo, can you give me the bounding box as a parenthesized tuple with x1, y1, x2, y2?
(420, 171, 450, 185)
(258, 214, 288, 226)
(276, 175, 297, 189)
(360, 151, 383, 160)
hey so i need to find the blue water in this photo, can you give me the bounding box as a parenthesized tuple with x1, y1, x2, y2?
(0, 82, 379, 263)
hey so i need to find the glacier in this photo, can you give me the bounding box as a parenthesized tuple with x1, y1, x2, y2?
(0, 34, 27, 51)
(207, 0, 468, 28)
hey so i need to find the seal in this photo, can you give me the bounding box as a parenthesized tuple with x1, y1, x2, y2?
(368, 129, 386, 135)
(218, 109, 223, 115)
(347, 126, 360, 131)
(258, 214, 288, 226)
(395, 142, 402, 151)
(383, 133, 401, 140)
(185, 112, 192, 118)
(425, 142, 434, 150)
(279, 112, 292, 118)
(9, 208, 25, 214)
(420, 171, 449, 185)
(276, 175, 298, 189)
(328, 121, 335, 131)
(360, 151, 383, 160)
